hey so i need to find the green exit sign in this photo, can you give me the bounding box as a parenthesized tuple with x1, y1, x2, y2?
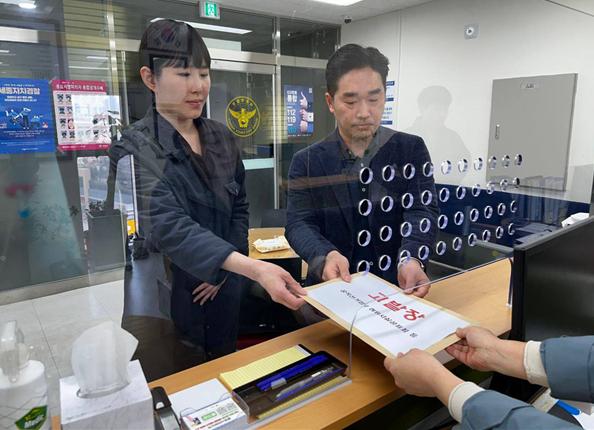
(200, 1, 220, 20)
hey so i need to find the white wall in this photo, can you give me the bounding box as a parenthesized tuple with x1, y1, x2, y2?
(342, 0, 594, 204)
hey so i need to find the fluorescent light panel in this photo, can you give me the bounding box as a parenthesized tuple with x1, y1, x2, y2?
(86, 55, 108, 60)
(18, 1, 36, 9)
(310, 0, 363, 5)
(150, 18, 251, 35)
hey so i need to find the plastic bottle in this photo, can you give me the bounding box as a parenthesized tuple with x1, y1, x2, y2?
(0, 321, 49, 430)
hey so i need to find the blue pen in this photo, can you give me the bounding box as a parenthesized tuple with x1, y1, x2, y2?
(256, 354, 328, 392)
(557, 400, 580, 415)
(274, 366, 343, 401)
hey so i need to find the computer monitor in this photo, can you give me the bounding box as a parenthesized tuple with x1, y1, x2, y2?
(511, 215, 594, 341)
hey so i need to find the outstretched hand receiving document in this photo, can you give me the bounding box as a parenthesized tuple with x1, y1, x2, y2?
(303, 273, 473, 357)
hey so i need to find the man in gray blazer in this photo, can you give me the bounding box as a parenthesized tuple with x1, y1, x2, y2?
(384, 326, 593, 429)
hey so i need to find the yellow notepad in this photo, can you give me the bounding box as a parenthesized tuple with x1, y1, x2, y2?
(219, 346, 310, 390)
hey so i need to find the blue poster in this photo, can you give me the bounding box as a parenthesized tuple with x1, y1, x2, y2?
(285, 85, 314, 137)
(0, 78, 55, 154)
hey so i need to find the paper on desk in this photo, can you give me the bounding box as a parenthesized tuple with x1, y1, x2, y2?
(252, 236, 291, 253)
(169, 378, 229, 417)
(305, 273, 472, 357)
(219, 345, 310, 390)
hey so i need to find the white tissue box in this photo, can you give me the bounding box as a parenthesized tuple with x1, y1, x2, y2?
(59, 360, 153, 430)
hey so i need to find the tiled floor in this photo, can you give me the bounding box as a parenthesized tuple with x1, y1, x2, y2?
(0, 280, 124, 417)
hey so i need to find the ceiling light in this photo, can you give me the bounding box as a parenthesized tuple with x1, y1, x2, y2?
(18, 1, 36, 9)
(86, 56, 109, 61)
(310, 0, 363, 5)
(69, 65, 109, 70)
(150, 18, 251, 35)
(0, 50, 9, 54)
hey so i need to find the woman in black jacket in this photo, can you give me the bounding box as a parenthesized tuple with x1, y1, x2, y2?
(110, 19, 305, 370)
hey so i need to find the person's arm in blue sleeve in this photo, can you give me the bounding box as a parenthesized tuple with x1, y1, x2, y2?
(541, 335, 594, 403)
(384, 327, 588, 429)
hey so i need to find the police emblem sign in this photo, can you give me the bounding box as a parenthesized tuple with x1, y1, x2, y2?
(226, 96, 260, 138)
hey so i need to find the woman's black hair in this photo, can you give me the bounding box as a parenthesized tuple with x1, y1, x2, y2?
(139, 19, 211, 77)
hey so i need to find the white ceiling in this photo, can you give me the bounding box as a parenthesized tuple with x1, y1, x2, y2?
(207, 0, 436, 24)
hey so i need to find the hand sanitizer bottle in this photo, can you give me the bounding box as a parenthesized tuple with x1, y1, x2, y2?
(0, 320, 49, 430)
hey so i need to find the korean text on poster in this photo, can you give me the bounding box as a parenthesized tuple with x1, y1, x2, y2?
(0, 78, 55, 154)
(285, 85, 314, 137)
(51, 80, 121, 151)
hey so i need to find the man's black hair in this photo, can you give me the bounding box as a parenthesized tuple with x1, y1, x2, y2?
(325, 44, 389, 97)
(139, 19, 211, 77)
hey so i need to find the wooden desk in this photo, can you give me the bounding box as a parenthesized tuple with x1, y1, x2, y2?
(148, 259, 512, 429)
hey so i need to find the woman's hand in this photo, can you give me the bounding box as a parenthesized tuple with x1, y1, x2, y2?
(192, 282, 221, 305)
(254, 261, 307, 310)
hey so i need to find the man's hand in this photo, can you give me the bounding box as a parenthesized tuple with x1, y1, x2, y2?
(397, 259, 430, 297)
(322, 250, 352, 282)
(254, 261, 307, 310)
(192, 281, 222, 305)
(384, 349, 463, 402)
(446, 326, 527, 379)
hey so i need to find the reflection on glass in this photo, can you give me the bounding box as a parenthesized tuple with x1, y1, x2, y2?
(381, 195, 394, 212)
(357, 229, 371, 247)
(419, 217, 431, 233)
(399, 249, 411, 262)
(474, 157, 484, 171)
(458, 158, 468, 173)
(488, 156, 497, 169)
(500, 178, 509, 191)
(510, 200, 518, 213)
(422, 162, 434, 177)
(440, 160, 452, 175)
(512, 177, 520, 188)
(356, 260, 371, 273)
(382, 165, 396, 182)
(436, 241, 447, 255)
(421, 190, 433, 206)
(470, 208, 479, 222)
(379, 225, 393, 242)
(495, 226, 504, 239)
(418, 245, 430, 261)
(497, 203, 506, 216)
(359, 167, 373, 185)
(471, 184, 481, 197)
(454, 211, 464, 225)
(452, 237, 462, 251)
(358, 199, 372, 216)
(401, 193, 414, 209)
(515, 154, 523, 166)
(439, 187, 450, 202)
(403, 163, 416, 180)
(438, 214, 448, 229)
(502, 154, 511, 168)
(468, 233, 477, 247)
(400, 222, 412, 238)
(378, 255, 391, 271)
(484, 205, 493, 219)
(482, 229, 491, 242)
(456, 186, 466, 200)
